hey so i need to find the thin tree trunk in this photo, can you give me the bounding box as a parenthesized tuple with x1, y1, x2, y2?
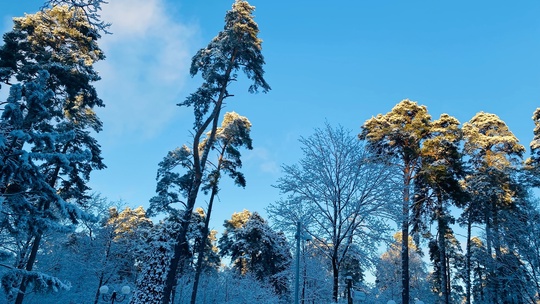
(15, 146, 66, 304)
(332, 257, 339, 302)
(465, 210, 472, 304)
(190, 184, 218, 304)
(492, 205, 501, 304)
(191, 142, 229, 304)
(485, 210, 494, 304)
(94, 273, 105, 304)
(14, 234, 41, 304)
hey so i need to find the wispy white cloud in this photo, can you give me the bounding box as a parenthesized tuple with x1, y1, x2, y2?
(95, 0, 199, 139)
(245, 147, 280, 175)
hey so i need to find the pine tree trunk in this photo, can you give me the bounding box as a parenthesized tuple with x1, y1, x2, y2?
(465, 211, 472, 304)
(492, 205, 501, 304)
(485, 210, 494, 303)
(437, 197, 449, 304)
(190, 184, 217, 304)
(401, 166, 411, 304)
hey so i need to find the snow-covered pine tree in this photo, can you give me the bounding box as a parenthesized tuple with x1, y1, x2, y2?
(461, 112, 525, 303)
(525, 108, 540, 186)
(42, 0, 111, 33)
(130, 210, 219, 304)
(130, 217, 181, 304)
(146, 1, 270, 303)
(413, 113, 467, 304)
(360, 99, 433, 304)
(0, 5, 105, 303)
(219, 211, 292, 298)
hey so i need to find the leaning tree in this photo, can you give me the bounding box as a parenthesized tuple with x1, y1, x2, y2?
(143, 2, 270, 303)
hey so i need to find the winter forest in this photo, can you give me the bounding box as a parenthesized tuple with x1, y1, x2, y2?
(1, 0, 540, 303)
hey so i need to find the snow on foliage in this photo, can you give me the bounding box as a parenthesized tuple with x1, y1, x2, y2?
(0, 5, 106, 303)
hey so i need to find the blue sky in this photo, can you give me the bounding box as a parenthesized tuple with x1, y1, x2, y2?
(1, 0, 540, 234)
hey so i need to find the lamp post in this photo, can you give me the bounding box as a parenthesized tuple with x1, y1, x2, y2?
(99, 285, 131, 304)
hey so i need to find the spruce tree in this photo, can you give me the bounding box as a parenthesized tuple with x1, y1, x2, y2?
(0, 6, 105, 303)
(219, 211, 292, 296)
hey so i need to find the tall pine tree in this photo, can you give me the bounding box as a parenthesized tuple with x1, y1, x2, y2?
(146, 2, 270, 303)
(360, 99, 432, 304)
(0, 6, 105, 303)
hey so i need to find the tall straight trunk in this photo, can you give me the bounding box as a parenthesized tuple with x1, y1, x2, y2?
(492, 205, 501, 304)
(465, 211, 472, 304)
(445, 254, 451, 300)
(402, 165, 411, 304)
(437, 196, 449, 304)
(485, 210, 494, 304)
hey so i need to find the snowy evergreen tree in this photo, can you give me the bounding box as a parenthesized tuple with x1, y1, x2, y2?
(269, 123, 393, 302)
(130, 210, 219, 304)
(525, 108, 540, 186)
(219, 211, 292, 298)
(0, 5, 105, 303)
(360, 99, 432, 304)
(130, 217, 181, 304)
(461, 112, 525, 303)
(413, 113, 466, 304)
(146, 1, 270, 302)
(42, 0, 111, 33)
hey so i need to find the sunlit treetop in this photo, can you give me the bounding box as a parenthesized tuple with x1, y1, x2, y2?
(463, 111, 524, 170)
(226, 209, 251, 229)
(526, 108, 540, 168)
(13, 6, 103, 67)
(360, 99, 432, 159)
(181, 0, 270, 129)
(43, 0, 111, 34)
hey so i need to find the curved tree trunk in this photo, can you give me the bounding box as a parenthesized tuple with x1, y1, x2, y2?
(161, 50, 238, 304)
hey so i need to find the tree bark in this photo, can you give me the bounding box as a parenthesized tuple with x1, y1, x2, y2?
(437, 195, 449, 304)
(14, 234, 41, 304)
(401, 165, 411, 304)
(190, 184, 218, 304)
(465, 211, 472, 304)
